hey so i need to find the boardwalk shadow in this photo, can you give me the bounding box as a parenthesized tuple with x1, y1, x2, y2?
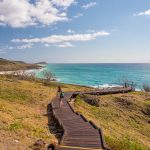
(46, 103, 63, 144)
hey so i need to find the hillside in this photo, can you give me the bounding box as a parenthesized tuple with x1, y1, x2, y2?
(0, 75, 91, 149)
(74, 93, 150, 150)
(0, 58, 41, 71)
(1, 70, 150, 150)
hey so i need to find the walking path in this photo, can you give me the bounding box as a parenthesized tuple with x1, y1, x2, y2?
(51, 87, 132, 150)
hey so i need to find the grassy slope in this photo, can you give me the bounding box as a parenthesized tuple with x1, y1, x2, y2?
(0, 58, 40, 71)
(74, 92, 150, 150)
(0, 76, 90, 149)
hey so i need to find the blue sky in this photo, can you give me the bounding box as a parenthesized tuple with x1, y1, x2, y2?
(0, 0, 150, 63)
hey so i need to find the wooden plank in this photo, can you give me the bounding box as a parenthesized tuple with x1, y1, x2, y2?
(51, 94, 103, 149)
(51, 88, 131, 150)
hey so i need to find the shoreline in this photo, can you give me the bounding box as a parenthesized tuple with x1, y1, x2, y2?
(0, 64, 46, 75)
(0, 68, 43, 75)
(0, 65, 142, 91)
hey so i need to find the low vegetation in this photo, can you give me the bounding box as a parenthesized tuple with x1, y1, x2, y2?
(143, 83, 150, 92)
(74, 92, 150, 150)
(0, 75, 90, 149)
(118, 77, 136, 90)
(79, 94, 100, 107)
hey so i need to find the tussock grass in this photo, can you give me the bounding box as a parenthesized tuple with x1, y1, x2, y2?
(105, 136, 148, 150)
(74, 92, 150, 150)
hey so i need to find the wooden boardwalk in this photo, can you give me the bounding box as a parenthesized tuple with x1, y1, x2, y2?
(51, 87, 132, 150)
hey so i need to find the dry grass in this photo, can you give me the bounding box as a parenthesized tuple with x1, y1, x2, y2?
(0, 76, 90, 149)
(74, 92, 150, 150)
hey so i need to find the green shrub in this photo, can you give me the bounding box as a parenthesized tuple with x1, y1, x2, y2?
(9, 122, 22, 131)
(143, 101, 150, 115)
(105, 136, 149, 150)
(0, 88, 30, 102)
(79, 94, 100, 107)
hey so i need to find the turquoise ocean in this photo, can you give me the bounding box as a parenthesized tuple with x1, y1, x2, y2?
(36, 63, 150, 90)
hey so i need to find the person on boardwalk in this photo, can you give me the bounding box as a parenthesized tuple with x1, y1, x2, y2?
(57, 86, 64, 108)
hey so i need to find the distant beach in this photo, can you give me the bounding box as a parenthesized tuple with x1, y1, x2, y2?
(0, 68, 44, 75)
(0, 63, 46, 76)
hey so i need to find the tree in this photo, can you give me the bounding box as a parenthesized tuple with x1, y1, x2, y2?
(42, 70, 55, 85)
(143, 83, 150, 92)
(118, 76, 136, 90)
(28, 72, 36, 81)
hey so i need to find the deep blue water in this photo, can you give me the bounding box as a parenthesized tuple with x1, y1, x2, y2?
(37, 63, 150, 89)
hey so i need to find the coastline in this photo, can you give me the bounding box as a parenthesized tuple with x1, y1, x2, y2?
(0, 68, 125, 90)
(43, 63, 147, 91)
(0, 68, 43, 75)
(0, 64, 142, 91)
(0, 63, 46, 75)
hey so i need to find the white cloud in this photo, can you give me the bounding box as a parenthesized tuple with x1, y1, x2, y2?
(82, 2, 97, 10)
(12, 31, 110, 45)
(45, 42, 73, 48)
(74, 13, 83, 18)
(67, 29, 75, 33)
(8, 46, 14, 50)
(0, 0, 75, 27)
(87, 29, 96, 33)
(44, 43, 51, 47)
(0, 44, 32, 50)
(52, 0, 75, 8)
(135, 9, 150, 16)
(57, 42, 73, 48)
(0, 45, 14, 50)
(17, 43, 32, 49)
